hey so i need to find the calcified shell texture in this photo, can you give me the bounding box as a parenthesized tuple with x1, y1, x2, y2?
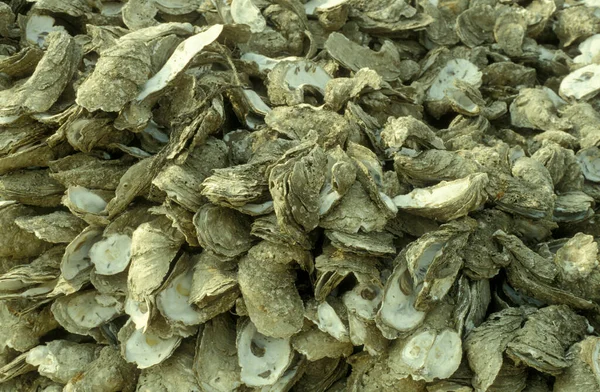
(3, 0, 600, 391)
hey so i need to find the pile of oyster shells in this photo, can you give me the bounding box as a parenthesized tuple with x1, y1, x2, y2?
(3, 0, 600, 390)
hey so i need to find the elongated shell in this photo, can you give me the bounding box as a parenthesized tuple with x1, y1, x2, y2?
(392, 173, 489, 222)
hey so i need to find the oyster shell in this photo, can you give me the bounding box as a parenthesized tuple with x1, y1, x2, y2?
(51, 290, 123, 336)
(63, 345, 139, 392)
(25, 340, 101, 384)
(193, 313, 242, 392)
(14, 212, 86, 244)
(127, 217, 185, 301)
(194, 204, 253, 258)
(238, 241, 309, 338)
(135, 340, 199, 390)
(553, 337, 600, 392)
(0, 31, 80, 121)
(392, 173, 489, 222)
(118, 320, 181, 369)
(237, 318, 293, 387)
(189, 252, 239, 323)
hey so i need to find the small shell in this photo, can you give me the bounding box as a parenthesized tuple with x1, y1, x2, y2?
(554, 6, 600, 47)
(510, 87, 569, 131)
(347, 142, 397, 217)
(89, 204, 153, 276)
(506, 305, 589, 375)
(48, 154, 132, 191)
(377, 261, 426, 339)
(156, 254, 204, 328)
(265, 105, 349, 149)
(464, 307, 532, 392)
(405, 219, 475, 311)
(291, 322, 353, 361)
(325, 230, 396, 256)
(201, 162, 271, 214)
(136, 25, 223, 101)
(189, 252, 239, 313)
(62, 186, 112, 225)
(393, 149, 480, 187)
(387, 327, 462, 382)
(324, 32, 414, 81)
(320, 182, 391, 233)
(75, 36, 153, 112)
(381, 116, 445, 153)
(269, 139, 327, 245)
(0, 31, 80, 119)
(577, 147, 600, 182)
(324, 68, 382, 112)
(0, 246, 62, 300)
(553, 191, 595, 223)
(346, 352, 426, 392)
(153, 137, 229, 212)
(559, 64, 600, 101)
(314, 246, 380, 301)
(0, 301, 59, 352)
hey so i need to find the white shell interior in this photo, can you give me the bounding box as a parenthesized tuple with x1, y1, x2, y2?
(137, 24, 224, 101)
(62, 229, 103, 280)
(240, 53, 298, 72)
(343, 282, 382, 320)
(393, 177, 472, 209)
(64, 292, 122, 329)
(378, 265, 426, 332)
(156, 268, 203, 325)
(124, 327, 181, 369)
(574, 34, 600, 64)
(125, 297, 151, 331)
(316, 301, 349, 341)
(238, 321, 292, 387)
(427, 59, 482, 101)
(68, 186, 107, 214)
(304, 0, 347, 14)
(231, 0, 266, 33)
(89, 234, 132, 275)
(25, 15, 66, 47)
(559, 64, 600, 101)
(578, 148, 600, 182)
